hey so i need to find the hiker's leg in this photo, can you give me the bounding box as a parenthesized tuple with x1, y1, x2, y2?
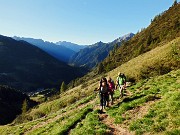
(121, 85, 125, 97)
(106, 93, 109, 107)
(118, 85, 121, 96)
(99, 93, 103, 110)
(111, 92, 114, 104)
(120, 86, 123, 98)
(119, 85, 123, 97)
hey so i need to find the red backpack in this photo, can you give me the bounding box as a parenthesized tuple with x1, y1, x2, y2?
(108, 81, 115, 91)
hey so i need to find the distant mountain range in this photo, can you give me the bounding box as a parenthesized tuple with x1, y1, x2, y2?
(55, 41, 86, 52)
(13, 33, 134, 69)
(0, 35, 87, 92)
(69, 33, 134, 69)
(111, 33, 135, 44)
(13, 37, 79, 62)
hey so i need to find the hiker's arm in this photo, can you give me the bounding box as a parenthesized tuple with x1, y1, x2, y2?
(94, 88, 99, 92)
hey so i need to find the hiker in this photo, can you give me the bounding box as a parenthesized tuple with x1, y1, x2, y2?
(107, 77, 115, 105)
(116, 72, 126, 98)
(98, 77, 110, 111)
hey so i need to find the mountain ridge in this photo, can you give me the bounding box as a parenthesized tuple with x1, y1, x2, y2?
(0, 35, 86, 92)
(101, 2, 180, 72)
(55, 41, 86, 52)
(0, 3, 179, 134)
(13, 36, 76, 62)
(69, 33, 134, 69)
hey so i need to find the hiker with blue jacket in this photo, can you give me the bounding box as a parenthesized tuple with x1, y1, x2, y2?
(116, 72, 126, 98)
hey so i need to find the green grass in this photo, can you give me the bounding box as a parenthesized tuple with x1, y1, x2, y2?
(27, 106, 93, 135)
(0, 94, 96, 135)
(127, 69, 180, 135)
(70, 110, 109, 135)
(0, 38, 179, 135)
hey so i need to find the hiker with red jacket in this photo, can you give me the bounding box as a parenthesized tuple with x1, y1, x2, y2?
(107, 77, 115, 105)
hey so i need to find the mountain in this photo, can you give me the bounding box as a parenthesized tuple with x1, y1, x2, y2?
(0, 2, 179, 134)
(0, 85, 37, 125)
(69, 33, 134, 69)
(101, 2, 180, 72)
(1, 36, 179, 132)
(0, 35, 87, 92)
(111, 33, 135, 44)
(55, 41, 86, 52)
(13, 37, 76, 62)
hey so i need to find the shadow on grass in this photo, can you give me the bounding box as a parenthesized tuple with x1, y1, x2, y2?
(110, 94, 146, 109)
(62, 108, 93, 135)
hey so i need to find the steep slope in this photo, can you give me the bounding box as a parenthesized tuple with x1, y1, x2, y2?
(0, 35, 86, 92)
(0, 37, 179, 133)
(13, 37, 76, 62)
(69, 33, 134, 69)
(102, 3, 180, 71)
(55, 41, 86, 52)
(0, 3, 179, 134)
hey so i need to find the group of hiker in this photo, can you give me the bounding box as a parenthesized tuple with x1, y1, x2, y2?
(97, 72, 126, 112)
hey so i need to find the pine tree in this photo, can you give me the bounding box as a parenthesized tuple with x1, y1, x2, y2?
(60, 81, 67, 93)
(22, 99, 28, 114)
(173, 0, 177, 6)
(98, 62, 104, 74)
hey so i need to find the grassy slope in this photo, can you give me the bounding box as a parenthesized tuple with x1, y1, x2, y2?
(0, 38, 179, 135)
(102, 3, 180, 72)
(108, 69, 180, 135)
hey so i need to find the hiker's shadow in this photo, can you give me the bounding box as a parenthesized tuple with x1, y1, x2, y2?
(110, 94, 145, 109)
(97, 109, 106, 114)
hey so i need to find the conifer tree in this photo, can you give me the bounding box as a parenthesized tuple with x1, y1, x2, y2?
(98, 62, 104, 74)
(60, 81, 67, 93)
(22, 99, 28, 114)
(173, 0, 177, 6)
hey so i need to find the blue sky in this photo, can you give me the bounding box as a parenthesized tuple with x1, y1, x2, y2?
(0, 0, 179, 45)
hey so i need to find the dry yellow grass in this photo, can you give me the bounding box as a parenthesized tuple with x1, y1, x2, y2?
(107, 37, 180, 82)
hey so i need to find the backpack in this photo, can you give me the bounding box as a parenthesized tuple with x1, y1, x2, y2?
(117, 75, 126, 85)
(108, 81, 115, 90)
(100, 85, 108, 94)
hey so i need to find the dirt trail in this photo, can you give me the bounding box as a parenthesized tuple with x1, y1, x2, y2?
(25, 88, 142, 135)
(97, 90, 134, 135)
(99, 113, 132, 135)
(24, 99, 96, 135)
(97, 93, 158, 135)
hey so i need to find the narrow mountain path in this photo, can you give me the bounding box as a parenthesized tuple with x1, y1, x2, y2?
(25, 87, 141, 135)
(97, 89, 134, 135)
(24, 99, 96, 135)
(97, 90, 159, 135)
(99, 113, 132, 135)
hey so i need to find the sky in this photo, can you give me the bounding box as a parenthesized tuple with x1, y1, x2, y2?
(0, 0, 179, 45)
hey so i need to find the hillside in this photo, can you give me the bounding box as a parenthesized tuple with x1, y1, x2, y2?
(13, 36, 76, 62)
(0, 35, 86, 92)
(0, 3, 179, 135)
(0, 37, 179, 134)
(0, 85, 37, 125)
(102, 3, 180, 72)
(69, 33, 134, 69)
